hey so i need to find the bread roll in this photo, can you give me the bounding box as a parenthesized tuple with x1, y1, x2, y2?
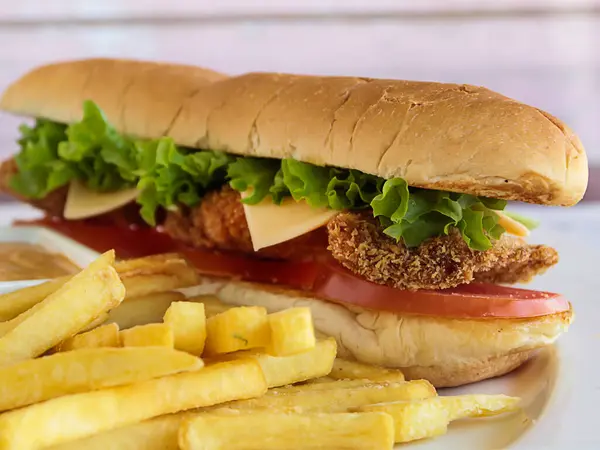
(0, 59, 587, 205)
(212, 279, 572, 388)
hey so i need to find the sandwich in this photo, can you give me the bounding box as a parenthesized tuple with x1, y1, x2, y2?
(0, 58, 587, 387)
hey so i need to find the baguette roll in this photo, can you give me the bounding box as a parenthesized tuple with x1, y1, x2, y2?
(0, 59, 587, 205)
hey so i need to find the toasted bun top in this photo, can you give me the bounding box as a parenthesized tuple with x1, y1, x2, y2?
(0, 59, 588, 205)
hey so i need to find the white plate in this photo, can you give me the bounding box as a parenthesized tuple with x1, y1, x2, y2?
(0, 203, 599, 448)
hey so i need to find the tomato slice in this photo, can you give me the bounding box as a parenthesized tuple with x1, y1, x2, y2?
(20, 218, 569, 319)
(313, 260, 569, 318)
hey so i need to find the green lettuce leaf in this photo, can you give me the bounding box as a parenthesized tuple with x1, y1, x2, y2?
(228, 158, 280, 205)
(10, 120, 71, 198)
(135, 137, 233, 225)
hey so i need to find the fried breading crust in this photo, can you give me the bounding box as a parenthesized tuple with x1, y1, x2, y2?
(163, 186, 327, 260)
(327, 211, 558, 291)
(0, 157, 68, 217)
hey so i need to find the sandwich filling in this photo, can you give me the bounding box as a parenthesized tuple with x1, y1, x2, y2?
(0, 101, 557, 292)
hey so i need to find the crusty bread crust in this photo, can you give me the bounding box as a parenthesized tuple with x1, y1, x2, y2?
(0, 58, 226, 139)
(0, 59, 588, 205)
(209, 279, 572, 388)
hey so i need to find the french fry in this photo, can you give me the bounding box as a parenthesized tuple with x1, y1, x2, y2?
(179, 412, 395, 450)
(267, 307, 315, 356)
(163, 302, 206, 355)
(116, 254, 200, 299)
(222, 338, 336, 388)
(121, 323, 174, 348)
(0, 360, 266, 449)
(0, 277, 65, 322)
(357, 398, 449, 443)
(205, 306, 270, 355)
(440, 394, 521, 421)
(58, 323, 121, 351)
(0, 347, 202, 412)
(356, 395, 521, 443)
(0, 254, 198, 322)
(189, 295, 232, 318)
(107, 291, 186, 329)
(0, 251, 125, 366)
(80, 312, 110, 332)
(49, 413, 190, 450)
(329, 358, 405, 382)
(223, 379, 436, 413)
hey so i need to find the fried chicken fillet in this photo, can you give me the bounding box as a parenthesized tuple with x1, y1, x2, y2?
(327, 211, 558, 291)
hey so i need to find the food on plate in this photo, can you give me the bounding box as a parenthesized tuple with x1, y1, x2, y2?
(0, 347, 202, 412)
(223, 379, 436, 412)
(216, 338, 337, 388)
(0, 59, 587, 387)
(329, 358, 405, 382)
(178, 412, 396, 450)
(163, 302, 207, 355)
(356, 395, 521, 443)
(105, 291, 186, 329)
(0, 268, 521, 449)
(0, 253, 197, 321)
(204, 306, 270, 355)
(266, 307, 315, 356)
(0, 359, 266, 449)
(120, 323, 174, 348)
(0, 251, 124, 365)
(58, 322, 120, 351)
(0, 242, 80, 281)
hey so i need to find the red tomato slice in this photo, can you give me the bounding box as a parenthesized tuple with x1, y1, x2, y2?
(313, 260, 570, 318)
(21, 219, 569, 319)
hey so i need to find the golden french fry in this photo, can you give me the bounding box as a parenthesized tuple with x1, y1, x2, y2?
(357, 398, 448, 443)
(59, 323, 120, 351)
(106, 291, 186, 329)
(0, 360, 266, 449)
(121, 324, 174, 348)
(80, 313, 110, 332)
(0, 347, 202, 412)
(357, 395, 521, 443)
(116, 254, 200, 299)
(163, 302, 206, 355)
(0, 278, 65, 322)
(329, 358, 405, 382)
(267, 307, 315, 357)
(221, 338, 336, 388)
(179, 412, 395, 450)
(0, 254, 197, 322)
(188, 295, 232, 317)
(49, 413, 190, 450)
(0, 251, 125, 366)
(440, 394, 521, 421)
(224, 379, 435, 413)
(205, 306, 270, 355)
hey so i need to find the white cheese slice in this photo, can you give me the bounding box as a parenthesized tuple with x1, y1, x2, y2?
(242, 196, 337, 251)
(495, 211, 530, 237)
(64, 180, 140, 220)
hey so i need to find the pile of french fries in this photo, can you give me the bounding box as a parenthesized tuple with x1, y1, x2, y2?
(0, 251, 522, 449)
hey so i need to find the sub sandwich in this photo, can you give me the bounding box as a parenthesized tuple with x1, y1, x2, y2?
(0, 58, 588, 387)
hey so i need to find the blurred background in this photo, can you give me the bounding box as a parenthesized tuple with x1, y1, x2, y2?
(0, 0, 598, 199)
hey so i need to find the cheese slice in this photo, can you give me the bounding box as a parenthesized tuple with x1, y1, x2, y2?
(242, 197, 338, 251)
(64, 180, 140, 220)
(494, 211, 530, 238)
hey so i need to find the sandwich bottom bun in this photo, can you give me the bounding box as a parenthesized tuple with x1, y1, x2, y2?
(202, 278, 573, 388)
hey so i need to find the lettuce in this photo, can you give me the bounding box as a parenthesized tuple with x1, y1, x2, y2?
(227, 158, 508, 250)
(9, 100, 526, 251)
(136, 138, 233, 225)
